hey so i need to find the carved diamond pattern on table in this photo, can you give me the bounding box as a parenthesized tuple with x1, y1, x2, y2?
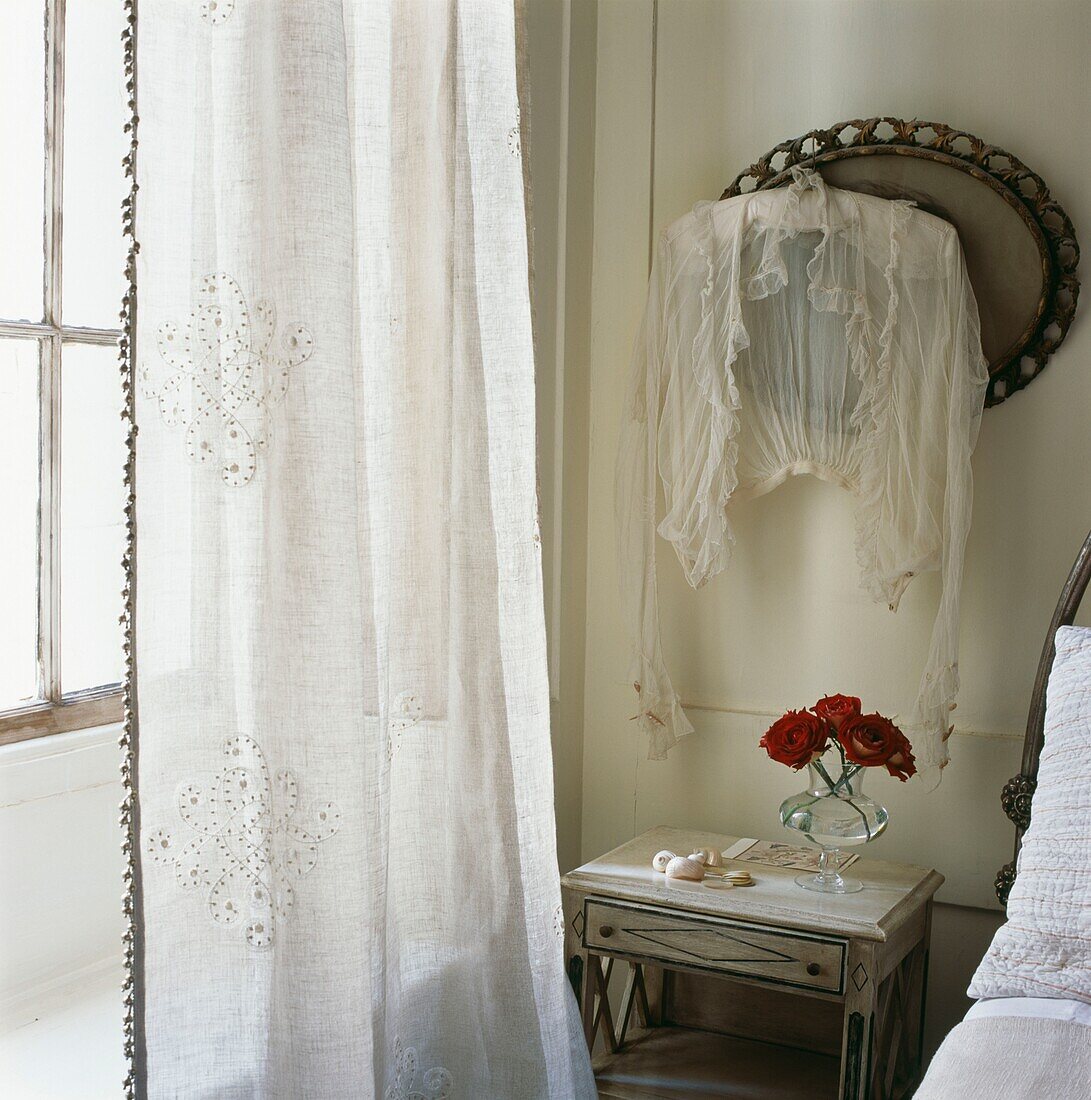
(625, 927, 798, 966)
(852, 962, 870, 991)
(571, 909, 586, 939)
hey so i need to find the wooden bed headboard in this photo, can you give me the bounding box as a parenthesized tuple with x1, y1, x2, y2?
(996, 528, 1091, 904)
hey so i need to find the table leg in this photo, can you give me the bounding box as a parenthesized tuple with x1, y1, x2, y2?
(839, 941, 879, 1100)
(874, 930, 931, 1098)
(581, 952, 618, 1055)
(616, 962, 652, 1047)
(642, 963, 666, 1026)
(562, 888, 588, 1009)
(581, 952, 599, 1050)
(902, 902, 934, 1092)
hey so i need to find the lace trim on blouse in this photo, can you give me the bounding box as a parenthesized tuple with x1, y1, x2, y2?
(852, 197, 916, 609)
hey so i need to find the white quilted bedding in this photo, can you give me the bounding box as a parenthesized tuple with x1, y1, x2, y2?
(915, 1011, 1091, 1100)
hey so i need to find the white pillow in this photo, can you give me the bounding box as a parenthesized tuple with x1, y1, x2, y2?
(969, 625, 1091, 1003)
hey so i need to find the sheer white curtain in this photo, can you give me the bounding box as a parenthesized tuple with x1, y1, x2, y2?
(130, 2, 594, 1096)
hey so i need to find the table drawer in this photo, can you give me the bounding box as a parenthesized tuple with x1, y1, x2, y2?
(583, 899, 845, 995)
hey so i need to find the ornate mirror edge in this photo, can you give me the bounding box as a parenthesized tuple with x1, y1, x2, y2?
(721, 117, 1080, 407)
(996, 528, 1091, 905)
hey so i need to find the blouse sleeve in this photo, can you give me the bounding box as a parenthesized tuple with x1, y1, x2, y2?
(912, 233, 989, 773)
(615, 234, 694, 759)
(864, 220, 987, 775)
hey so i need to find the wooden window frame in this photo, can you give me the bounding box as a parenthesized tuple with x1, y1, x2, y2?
(0, 0, 124, 747)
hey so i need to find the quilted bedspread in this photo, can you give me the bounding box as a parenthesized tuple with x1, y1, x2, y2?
(916, 1015, 1091, 1098)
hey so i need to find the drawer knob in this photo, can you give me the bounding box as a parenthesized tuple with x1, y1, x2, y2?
(599, 924, 615, 939)
(806, 962, 821, 976)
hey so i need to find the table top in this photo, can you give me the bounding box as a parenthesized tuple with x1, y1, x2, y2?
(561, 827, 943, 942)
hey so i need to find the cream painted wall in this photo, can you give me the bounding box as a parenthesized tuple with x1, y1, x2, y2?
(575, 0, 1091, 1052)
(527, 0, 598, 875)
(583, 0, 1091, 899)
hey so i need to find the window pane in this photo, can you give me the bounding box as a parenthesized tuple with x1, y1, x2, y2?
(0, 2, 46, 323)
(62, 0, 128, 327)
(60, 343, 126, 694)
(0, 339, 42, 709)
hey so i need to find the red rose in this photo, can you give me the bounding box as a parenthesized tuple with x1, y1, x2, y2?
(760, 710, 830, 769)
(813, 694, 861, 731)
(838, 713, 917, 781)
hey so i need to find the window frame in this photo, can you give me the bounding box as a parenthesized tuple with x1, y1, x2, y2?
(0, 0, 124, 746)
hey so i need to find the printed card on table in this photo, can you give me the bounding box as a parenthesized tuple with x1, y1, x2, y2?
(722, 838, 859, 873)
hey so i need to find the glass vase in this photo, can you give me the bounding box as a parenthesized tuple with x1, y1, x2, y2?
(779, 761, 888, 893)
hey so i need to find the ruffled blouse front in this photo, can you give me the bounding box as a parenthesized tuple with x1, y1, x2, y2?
(616, 167, 989, 774)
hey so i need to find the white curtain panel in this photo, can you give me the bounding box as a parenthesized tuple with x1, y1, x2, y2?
(131, 1, 594, 1096)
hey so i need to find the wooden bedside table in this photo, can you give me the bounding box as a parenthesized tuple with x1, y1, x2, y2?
(562, 826, 943, 1100)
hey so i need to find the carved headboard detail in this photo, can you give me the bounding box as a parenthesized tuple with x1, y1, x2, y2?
(996, 528, 1091, 904)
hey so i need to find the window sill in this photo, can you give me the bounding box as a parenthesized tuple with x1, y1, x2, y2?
(0, 692, 124, 747)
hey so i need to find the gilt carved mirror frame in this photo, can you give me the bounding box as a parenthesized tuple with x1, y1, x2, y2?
(722, 118, 1080, 407)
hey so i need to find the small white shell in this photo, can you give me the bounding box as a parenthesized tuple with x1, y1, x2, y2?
(665, 855, 705, 882)
(652, 849, 676, 873)
(688, 847, 724, 868)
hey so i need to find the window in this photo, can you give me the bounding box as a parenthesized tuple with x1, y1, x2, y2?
(1, 1, 128, 744)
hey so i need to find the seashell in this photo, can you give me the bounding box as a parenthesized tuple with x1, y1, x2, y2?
(665, 855, 705, 882)
(652, 849, 676, 873)
(689, 847, 724, 868)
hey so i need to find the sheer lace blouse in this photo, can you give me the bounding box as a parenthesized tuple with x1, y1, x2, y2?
(616, 167, 989, 774)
